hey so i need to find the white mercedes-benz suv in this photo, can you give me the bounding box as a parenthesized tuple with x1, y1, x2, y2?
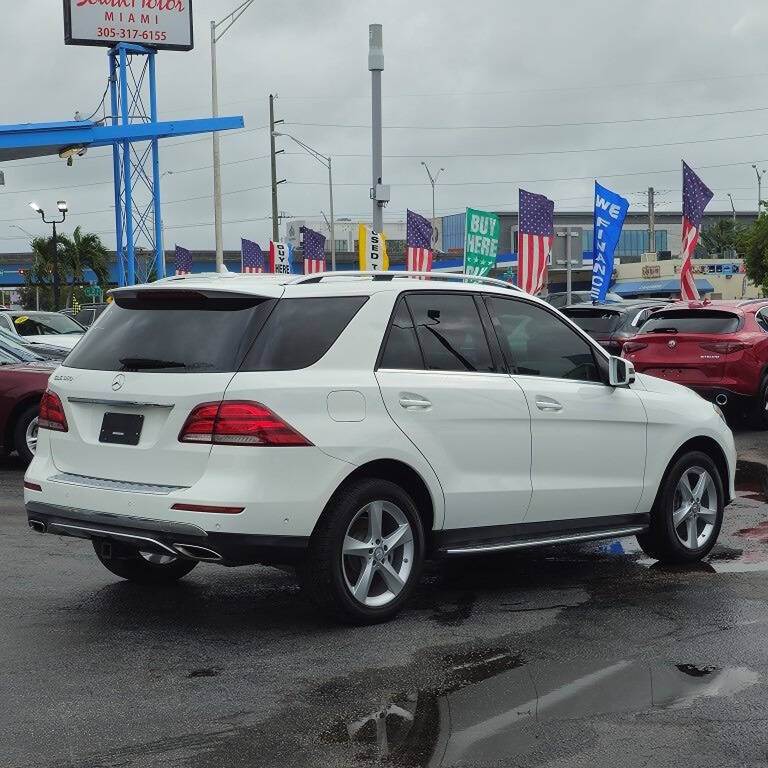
(25, 272, 736, 623)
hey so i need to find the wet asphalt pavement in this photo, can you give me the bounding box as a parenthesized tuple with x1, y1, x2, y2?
(2, 433, 768, 767)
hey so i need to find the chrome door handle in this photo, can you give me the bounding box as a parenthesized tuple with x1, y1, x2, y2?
(399, 393, 432, 410)
(535, 397, 563, 412)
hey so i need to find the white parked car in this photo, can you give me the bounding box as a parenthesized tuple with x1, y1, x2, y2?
(0, 310, 85, 351)
(25, 272, 736, 623)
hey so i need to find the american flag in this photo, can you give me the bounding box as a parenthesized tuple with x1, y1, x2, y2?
(681, 161, 713, 301)
(175, 245, 192, 275)
(406, 209, 433, 272)
(517, 189, 554, 295)
(241, 238, 266, 273)
(301, 226, 327, 274)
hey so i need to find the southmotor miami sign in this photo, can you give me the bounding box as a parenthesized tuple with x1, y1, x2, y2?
(64, 0, 194, 51)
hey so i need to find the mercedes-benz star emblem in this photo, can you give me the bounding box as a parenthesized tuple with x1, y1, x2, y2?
(112, 374, 125, 392)
(668, 340, 677, 349)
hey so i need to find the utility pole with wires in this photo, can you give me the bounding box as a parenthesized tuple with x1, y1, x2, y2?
(647, 187, 655, 255)
(752, 164, 765, 218)
(211, 0, 256, 271)
(727, 193, 736, 222)
(269, 95, 285, 241)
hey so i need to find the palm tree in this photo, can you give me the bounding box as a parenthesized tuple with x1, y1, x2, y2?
(58, 226, 110, 307)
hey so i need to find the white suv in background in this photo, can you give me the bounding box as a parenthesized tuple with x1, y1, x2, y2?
(25, 272, 736, 624)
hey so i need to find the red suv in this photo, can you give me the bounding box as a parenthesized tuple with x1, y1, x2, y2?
(623, 299, 768, 428)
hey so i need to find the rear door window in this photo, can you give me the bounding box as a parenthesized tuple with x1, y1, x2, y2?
(404, 293, 496, 373)
(242, 296, 368, 371)
(640, 310, 741, 334)
(378, 297, 424, 370)
(65, 290, 276, 373)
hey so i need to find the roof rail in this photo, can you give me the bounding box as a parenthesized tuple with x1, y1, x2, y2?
(288, 270, 522, 292)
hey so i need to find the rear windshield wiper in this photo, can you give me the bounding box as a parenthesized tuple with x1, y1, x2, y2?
(119, 357, 187, 370)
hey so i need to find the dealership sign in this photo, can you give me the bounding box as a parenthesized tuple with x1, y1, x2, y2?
(63, 0, 194, 51)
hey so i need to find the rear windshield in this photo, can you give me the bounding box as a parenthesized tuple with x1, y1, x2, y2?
(562, 308, 623, 335)
(64, 291, 276, 373)
(639, 310, 741, 335)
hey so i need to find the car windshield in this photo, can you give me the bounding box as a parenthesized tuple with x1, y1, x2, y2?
(0, 328, 44, 361)
(639, 309, 741, 335)
(562, 308, 623, 335)
(11, 313, 85, 336)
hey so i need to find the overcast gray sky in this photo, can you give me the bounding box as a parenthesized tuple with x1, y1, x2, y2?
(1, 0, 767, 252)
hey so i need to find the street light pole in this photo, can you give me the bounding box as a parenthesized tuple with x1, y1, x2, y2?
(272, 131, 336, 271)
(421, 162, 444, 248)
(210, 0, 256, 272)
(752, 164, 765, 217)
(727, 193, 736, 222)
(29, 201, 67, 311)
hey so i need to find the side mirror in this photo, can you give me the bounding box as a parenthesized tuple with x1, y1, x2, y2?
(609, 356, 635, 387)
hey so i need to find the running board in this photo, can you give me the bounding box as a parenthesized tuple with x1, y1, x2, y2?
(441, 526, 647, 555)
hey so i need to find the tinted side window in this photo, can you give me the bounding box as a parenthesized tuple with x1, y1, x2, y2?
(243, 296, 368, 371)
(486, 297, 601, 382)
(756, 309, 768, 333)
(379, 297, 424, 370)
(405, 293, 495, 373)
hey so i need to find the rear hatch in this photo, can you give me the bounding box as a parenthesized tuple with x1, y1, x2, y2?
(562, 307, 624, 352)
(624, 308, 742, 385)
(48, 286, 279, 487)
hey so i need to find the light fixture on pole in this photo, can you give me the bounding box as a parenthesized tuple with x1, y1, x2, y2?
(159, 170, 173, 277)
(727, 193, 736, 222)
(210, 0, 256, 273)
(272, 131, 336, 271)
(421, 162, 444, 249)
(29, 200, 67, 311)
(752, 164, 766, 217)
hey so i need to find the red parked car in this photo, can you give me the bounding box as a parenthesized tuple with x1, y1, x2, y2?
(623, 299, 768, 428)
(0, 357, 54, 464)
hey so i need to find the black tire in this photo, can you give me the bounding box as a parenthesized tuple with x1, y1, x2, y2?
(13, 403, 40, 465)
(754, 377, 768, 431)
(636, 450, 724, 564)
(92, 539, 198, 584)
(302, 478, 425, 624)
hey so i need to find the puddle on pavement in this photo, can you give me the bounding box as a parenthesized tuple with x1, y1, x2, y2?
(324, 648, 759, 766)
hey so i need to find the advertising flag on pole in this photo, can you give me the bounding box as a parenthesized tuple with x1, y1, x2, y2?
(463, 208, 499, 276)
(174, 245, 192, 275)
(358, 224, 389, 271)
(517, 190, 554, 295)
(680, 161, 713, 301)
(241, 238, 266, 273)
(301, 226, 327, 274)
(269, 241, 293, 275)
(591, 182, 629, 302)
(406, 209, 433, 272)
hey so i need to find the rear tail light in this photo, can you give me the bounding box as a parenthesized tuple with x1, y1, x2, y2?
(179, 401, 312, 447)
(38, 390, 68, 432)
(622, 342, 647, 354)
(700, 342, 746, 354)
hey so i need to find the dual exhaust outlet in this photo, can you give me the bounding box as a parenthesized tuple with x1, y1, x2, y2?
(28, 520, 223, 562)
(715, 394, 728, 407)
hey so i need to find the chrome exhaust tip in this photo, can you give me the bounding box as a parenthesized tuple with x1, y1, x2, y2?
(173, 543, 223, 562)
(28, 519, 46, 533)
(715, 394, 728, 406)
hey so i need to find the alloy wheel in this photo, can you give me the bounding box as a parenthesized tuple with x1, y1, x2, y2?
(25, 416, 38, 457)
(341, 500, 414, 607)
(672, 466, 718, 550)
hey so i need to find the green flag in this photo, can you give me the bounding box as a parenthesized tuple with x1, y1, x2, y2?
(463, 207, 499, 276)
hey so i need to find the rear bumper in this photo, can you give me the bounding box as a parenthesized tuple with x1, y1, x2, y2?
(26, 500, 309, 565)
(690, 387, 753, 412)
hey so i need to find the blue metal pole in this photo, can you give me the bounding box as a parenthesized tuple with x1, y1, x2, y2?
(148, 50, 164, 279)
(109, 50, 125, 287)
(119, 45, 135, 286)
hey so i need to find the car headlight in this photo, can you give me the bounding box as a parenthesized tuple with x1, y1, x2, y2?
(713, 403, 727, 423)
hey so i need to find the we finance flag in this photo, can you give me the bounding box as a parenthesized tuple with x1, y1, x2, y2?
(358, 224, 388, 271)
(174, 245, 192, 275)
(591, 182, 629, 302)
(269, 241, 293, 275)
(517, 190, 553, 295)
(301, 226, 327, 274)
(406, 209, 433, 272)
(680, 162, 713, 301)
(241, 239, 266, 273)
